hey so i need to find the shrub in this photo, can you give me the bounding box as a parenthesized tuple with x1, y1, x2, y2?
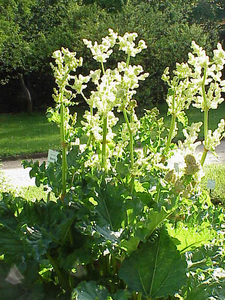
(59, 0, 213, 106)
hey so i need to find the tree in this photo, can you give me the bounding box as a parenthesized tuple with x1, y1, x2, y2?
(0, 0, 222, 112)
(0, 0, 78, 112)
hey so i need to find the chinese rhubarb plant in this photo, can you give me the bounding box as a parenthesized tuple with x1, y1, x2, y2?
(1, 30, 225, 299)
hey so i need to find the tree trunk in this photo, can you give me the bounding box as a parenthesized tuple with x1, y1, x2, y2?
(19, 73, 32, 113)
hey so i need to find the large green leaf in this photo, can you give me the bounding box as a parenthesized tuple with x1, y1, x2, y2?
(135, 207, 171, 242)
(0, 259, 45, 300)
(112, 290, 129, 300)
(94, 182, 128, 231)
(71, 281, 129, 300)
(186, 281, 225, 300)
(119, 227, 187, 299)
(0, 196, 25, 261)
(167, 221, 216, 253)
(183, 245, 225, 300)
(71, 281, 111, 300)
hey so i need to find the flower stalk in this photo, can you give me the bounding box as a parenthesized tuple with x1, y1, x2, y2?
(123, 108, 135, 191)
(165, 92, 176, 154)
(165, 113, 176, 154)
(123, 109, 134, 169)
(201, 68, 209, 166)
(60, 102, 68, 197)
(101, 116, 108, 170)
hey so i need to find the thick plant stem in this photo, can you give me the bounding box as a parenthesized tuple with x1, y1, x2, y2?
(165, 113, 176, 154)
(200, 69, 209, 166)
(126, 54, 130, 67)
(101, 116, 108, 170)
(200, 147, 208, 166)
(86, 105, 94, 147)
(137, 292, 142, 300)
(132, 292, 143, 300)
(201, 108, 209, 166)
(46, 252, 70, 292)
(60, 103, 67, 197)
(123, 109, 134, 191)
(165, 91, 176, 154)
(101, 61, 105, 75)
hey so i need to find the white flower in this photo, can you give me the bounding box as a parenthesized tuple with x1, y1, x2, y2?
(118, 32, 147, 57)
(204, 119, 225, 154)
(212, 268, 225, 280)
(83, 29, 118, 63)
(179, 122, 202, 152)
(72, 74, 90, 94)
(213, 43, 225, 69)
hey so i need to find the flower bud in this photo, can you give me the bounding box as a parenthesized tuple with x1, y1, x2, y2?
(165, 170, 176, 183)
(174, 180, 185, 193)
(184, 154, 200, 175)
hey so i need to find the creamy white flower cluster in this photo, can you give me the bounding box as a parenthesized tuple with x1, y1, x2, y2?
(189, 41, 225, 111)
(205, 119, 225, 153)
(162, 65, 192, 120)
(163, 41, 225, 156)
(51, 30, 150, 170)
(178, 122, 202, 152)
(80, 30, 148, 168)
(162, 41, 225, 113)
(83, 29, 118, 63)
(51, 48, 83, 105)
(81, 29, 148, 114)
(118, 32, 147, 57)
(83, 29, 147, 63)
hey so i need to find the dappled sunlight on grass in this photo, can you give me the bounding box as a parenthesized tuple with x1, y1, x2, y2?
(0, 112, 61, 157)
(201, 164, 225, 205)
(1, 102, 225, 157)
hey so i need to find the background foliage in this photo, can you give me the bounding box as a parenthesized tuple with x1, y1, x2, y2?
(0, 0, 224, 112)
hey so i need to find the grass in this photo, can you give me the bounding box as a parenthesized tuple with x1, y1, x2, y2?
(21, 186, 54, 202)
(0, 101, 225, 158)
(0, 113, 60, 158)
(0, 170, 51, 201)
(157, 101, 225, 141)
(201, 164, 225, 205)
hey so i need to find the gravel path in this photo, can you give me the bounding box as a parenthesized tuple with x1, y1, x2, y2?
(1, 140, 225, 188)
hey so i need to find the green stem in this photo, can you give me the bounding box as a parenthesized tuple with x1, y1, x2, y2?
(123, 109, 134, 168)
(165, 113, 176, 154)
(200, 147, 208, 166)
(60, 103, 67, 197)
(123, 109, 134, 191)
(101, 61, 105, 75)
(200, 107, 209, 166)
(201, 68, 209, 166)
(137, 292, 142, 300)
(100, 60, 108, 170)
(46, 252, 70, 292)
(126, 54, 130, 67)
(155, 182, 161, 203)
(86, 105, 94, 147)
(101, 116, 108, 170)
(165, 91, 176, 154)
(111, 254, 117, 274)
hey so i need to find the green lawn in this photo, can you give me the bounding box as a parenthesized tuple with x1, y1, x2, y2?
(158, 101, 225, 141)
(0, 113, 61, 158)
(0, 101, 225, 158)
(201, 164, 225, 205)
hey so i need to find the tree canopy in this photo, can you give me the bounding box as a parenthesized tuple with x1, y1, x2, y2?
(0, 0, 224, 112)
